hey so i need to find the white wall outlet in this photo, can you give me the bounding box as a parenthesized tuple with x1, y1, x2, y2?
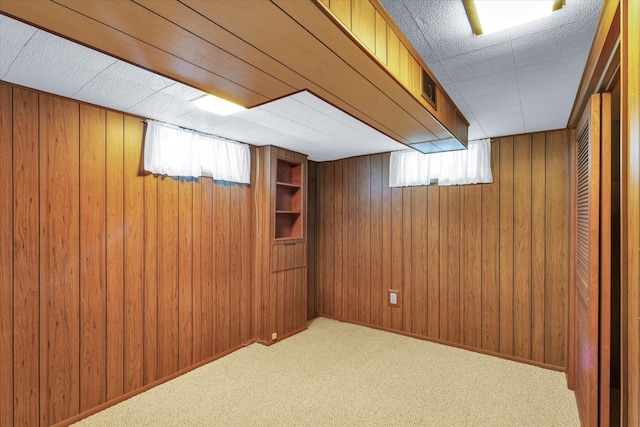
(388, 289, 400, 307)
(272, 332, 278, 340)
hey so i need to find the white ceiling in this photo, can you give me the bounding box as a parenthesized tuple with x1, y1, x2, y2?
(379, 0, 603, 140)
(1, 0, 603, 159)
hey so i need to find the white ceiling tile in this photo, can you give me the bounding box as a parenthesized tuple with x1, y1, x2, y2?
(161, 82, 206, 101)
(0, 16, 37, 79)
(74, 60, 175, 111)
(453, 70, 519, 100)
(3, 30, 116, 97)
(440, 41, 514, 82)
(170, 109, 230, 134)
(511, 20, 592, 68)
(508, 0, 603, 40)
(480, 116, 526, 138)
(516, 54, 585, 88)
(467, 122, 487, 141)
(464, 89, 522, 120)
(126, 91, 198, 122)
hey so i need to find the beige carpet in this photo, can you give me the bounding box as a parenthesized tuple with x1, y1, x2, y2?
(74, 317, 579, 426)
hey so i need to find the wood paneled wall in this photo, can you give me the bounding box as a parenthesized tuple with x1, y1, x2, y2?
(0, 83, 252, 426)
(316, 0, 469, 144)
(314, 130, 570, 367)
(307, 161, 319, 319)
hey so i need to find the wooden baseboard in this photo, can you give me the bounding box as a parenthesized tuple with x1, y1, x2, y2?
(257, 325, 307, 346)
(52, 342, 252, 427)
(317, 314, 565, 373)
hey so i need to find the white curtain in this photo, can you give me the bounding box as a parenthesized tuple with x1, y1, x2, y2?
(144, 121, 250, 184)
(389, 138, 492, 187)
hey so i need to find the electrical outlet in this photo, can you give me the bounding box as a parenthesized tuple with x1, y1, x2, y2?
(388, 289, 400, 307)
(271, 332, 278, 340)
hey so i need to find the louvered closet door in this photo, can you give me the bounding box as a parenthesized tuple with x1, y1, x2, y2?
(573, 92, 612, 427)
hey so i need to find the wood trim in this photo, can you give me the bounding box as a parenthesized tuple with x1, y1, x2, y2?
(318, 315, 566, 373)
(620, 1, 640, 424)
(568, 0, 620, 128)
(50, 342, 252, 427)
(599, 92, 612, 427)
(567, 127, 577, 390)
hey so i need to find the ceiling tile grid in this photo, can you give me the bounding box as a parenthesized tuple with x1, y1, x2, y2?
(0, 14, 407, 162)
(379, 0, 603, 140)
(0, 0, 603, 161)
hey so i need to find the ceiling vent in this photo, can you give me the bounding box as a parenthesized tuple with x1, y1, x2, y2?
(421, 69, 437, 109)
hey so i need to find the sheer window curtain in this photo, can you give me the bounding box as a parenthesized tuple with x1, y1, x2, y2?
(144, 120, 250, 184)
(389, 138, 492, 187)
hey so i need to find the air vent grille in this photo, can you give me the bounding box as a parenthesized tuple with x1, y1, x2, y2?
(421, 68, 437, 109)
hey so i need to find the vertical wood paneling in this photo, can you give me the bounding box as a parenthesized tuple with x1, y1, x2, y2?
(461, 184, 482, 348)
(240, 183, 252, 343)
(402, 187, 412, 333)
(79, 104, 107, 411)
(499, 137, 515, 356)
(438, 188, 449, 340)
(0, 85, 13, 427)
(387, 29, 400, 80)
(370, 155, 383, 327)
(39, 95, 80, 425)
(307, 162, 318, 319)
(447, 187, 460, 344)
(513, 134, 532, 359)
(316, 131, 570, 368)
(545, 130, 569, 366)
(351, 0, 375, 52)
(200, 178, 214, 358)
(374, 11, 387, 64)
(12, 87, 40, 426)
(330, 0, 351, 29)
(4, 83, 258, 426)
(390, 186, 403, 330)
(481, 141, 500, 352)
(143, 167, 158, 385)
(357, 156, 371, 324)
(229, 185, 242, 348)
(531, 133, 546, 363)
(178, 180, 193, 370)
(124, 115, 144, 392)
(192, 180, 202, 362)
(215, 183, 230, 352)
(411, 186, 427, 337)
(157, 177, 179, 378)
(426, 185, 440, 338)
(333, 162, 343, 319)
(105, 110, 124, 401)
(347, 159, 358, 321)
(381, 156, 392, 329)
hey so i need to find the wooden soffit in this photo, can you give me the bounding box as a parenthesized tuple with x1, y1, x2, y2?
(0, 0, 468, 150)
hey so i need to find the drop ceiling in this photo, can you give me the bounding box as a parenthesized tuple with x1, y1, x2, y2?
(379, 0, 604, 140)
(0, 13, 406, 162)
(1, 0, 603, 160)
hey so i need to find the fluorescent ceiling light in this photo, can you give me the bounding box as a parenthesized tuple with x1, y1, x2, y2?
(192, 94, 246, 116)
(464, 0, 565, 35)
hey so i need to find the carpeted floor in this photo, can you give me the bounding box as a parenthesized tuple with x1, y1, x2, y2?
(74, 317, 579, 426)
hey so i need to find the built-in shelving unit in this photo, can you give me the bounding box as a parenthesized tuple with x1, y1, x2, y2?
(275, 159, 303, 239)
(252, 145, 308, 345)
